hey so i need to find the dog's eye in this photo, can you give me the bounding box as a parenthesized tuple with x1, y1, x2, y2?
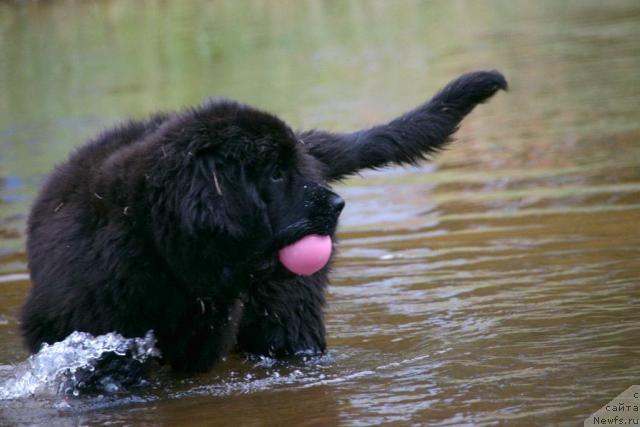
(271, 167, 284, 182)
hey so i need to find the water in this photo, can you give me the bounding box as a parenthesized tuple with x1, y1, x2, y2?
(1, 0, 639, 425)
(0, 331, 159, 399)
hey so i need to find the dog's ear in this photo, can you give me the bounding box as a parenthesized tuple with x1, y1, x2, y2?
(297, 70, 507, 182)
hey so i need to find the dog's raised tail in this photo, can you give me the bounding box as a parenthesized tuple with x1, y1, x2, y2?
(300, 70, 508, 181)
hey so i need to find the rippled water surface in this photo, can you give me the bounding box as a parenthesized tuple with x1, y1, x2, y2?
(1, 0, 639, 425)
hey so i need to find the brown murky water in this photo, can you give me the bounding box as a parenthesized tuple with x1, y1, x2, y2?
(1, 0, 639, 425)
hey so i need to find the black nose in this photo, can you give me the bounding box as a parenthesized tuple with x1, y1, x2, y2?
(330, 194, 345, 215)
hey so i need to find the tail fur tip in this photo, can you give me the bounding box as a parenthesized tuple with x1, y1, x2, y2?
(485, 69, 508, 92)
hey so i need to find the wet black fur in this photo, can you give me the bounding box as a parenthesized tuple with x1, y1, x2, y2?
(21, 71, 507, 372)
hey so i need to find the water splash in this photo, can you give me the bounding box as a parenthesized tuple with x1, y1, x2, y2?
(0, 331, 160, 400)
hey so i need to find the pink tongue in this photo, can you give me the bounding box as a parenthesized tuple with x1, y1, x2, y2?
(278, 234, 332, 276)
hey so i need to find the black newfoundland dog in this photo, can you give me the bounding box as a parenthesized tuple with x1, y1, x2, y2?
(21, 71, 506, 372)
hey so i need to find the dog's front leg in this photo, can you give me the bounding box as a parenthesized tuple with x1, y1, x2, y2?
(235, 274, 328, 358)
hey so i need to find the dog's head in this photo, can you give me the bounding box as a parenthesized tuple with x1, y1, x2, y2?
(145, 100, 344, 288)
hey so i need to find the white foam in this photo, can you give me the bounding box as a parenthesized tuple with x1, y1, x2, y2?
(0, 330, 159, 400)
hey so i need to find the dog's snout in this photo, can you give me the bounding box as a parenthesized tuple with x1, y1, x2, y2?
(330, 194, 345, 215)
